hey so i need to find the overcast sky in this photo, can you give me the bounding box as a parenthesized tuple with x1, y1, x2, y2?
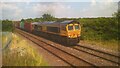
(0, 0, 119, 20)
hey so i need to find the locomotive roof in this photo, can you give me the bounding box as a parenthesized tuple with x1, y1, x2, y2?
(60, 20, 75, 24)
(33, 20, 79, 25)
(32, 22, 41, 24)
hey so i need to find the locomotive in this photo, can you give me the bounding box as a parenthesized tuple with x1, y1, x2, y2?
(15, 20, 81, 45)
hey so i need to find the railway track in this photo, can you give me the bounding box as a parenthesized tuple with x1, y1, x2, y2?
(73, 44, 120, 65)
(16, 29, 97, 67)
(16, 29, 119, 67)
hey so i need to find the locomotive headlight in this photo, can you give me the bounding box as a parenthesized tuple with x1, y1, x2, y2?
(68, 35, 71, 37)
(78, 34, 80, 36)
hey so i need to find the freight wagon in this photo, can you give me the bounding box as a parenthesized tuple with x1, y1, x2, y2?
(24, 22, 34, 32)
(20, 21, 24, 29)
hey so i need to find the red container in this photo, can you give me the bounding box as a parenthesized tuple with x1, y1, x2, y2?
(24, 22, 33, 32)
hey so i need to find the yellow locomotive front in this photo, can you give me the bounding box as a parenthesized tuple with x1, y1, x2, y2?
(67, 23, 81, 38)
(66, 22, 81, 44)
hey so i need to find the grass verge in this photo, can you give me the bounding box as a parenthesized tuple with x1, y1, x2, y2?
(2, 33, 48, 66)
(81, 39, 119, 52)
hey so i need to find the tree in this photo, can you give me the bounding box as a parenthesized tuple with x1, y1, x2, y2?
(112, 5, 120, 39)
(26, 18, 33, 23)
(34, 18, 41, 22)
(42, 14, 55, 21)
(2, 20, 13, 32)
(21, 19, 25, 22)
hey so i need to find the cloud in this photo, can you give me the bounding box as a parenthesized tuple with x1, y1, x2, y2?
(91, 0, 96, 6)
(0, 2, 118, 20)
(0, 3, 2, 19)
(1, 0, 119, 2)
(84, 2, 118, 17)
(91, 0, 119, 2)
(1, 0, 33, 2)
(88, 0, 118, 17)
(90, 0, 115, 6)
(0, 3, 22, 20)
(32, 3, 72, 17)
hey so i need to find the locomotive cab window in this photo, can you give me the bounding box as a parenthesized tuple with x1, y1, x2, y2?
(68, 26, 73, 30)
(75, 25, 79, 30)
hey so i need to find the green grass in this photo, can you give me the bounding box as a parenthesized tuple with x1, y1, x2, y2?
(81, 40, 119, 52)
(2, 33, 48, 66)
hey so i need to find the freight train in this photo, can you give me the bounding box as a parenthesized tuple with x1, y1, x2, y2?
(15, 20, 81, 45)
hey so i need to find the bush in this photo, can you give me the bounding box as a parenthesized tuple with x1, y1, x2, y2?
(79, 17, 118, 41)
(2, 20, 14, 32)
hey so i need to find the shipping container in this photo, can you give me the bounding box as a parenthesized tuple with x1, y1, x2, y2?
(20, 21, 24, 29)
(24, 22, 33, 32)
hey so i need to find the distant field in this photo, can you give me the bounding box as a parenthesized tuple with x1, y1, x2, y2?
(2, 33, 48, 66)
